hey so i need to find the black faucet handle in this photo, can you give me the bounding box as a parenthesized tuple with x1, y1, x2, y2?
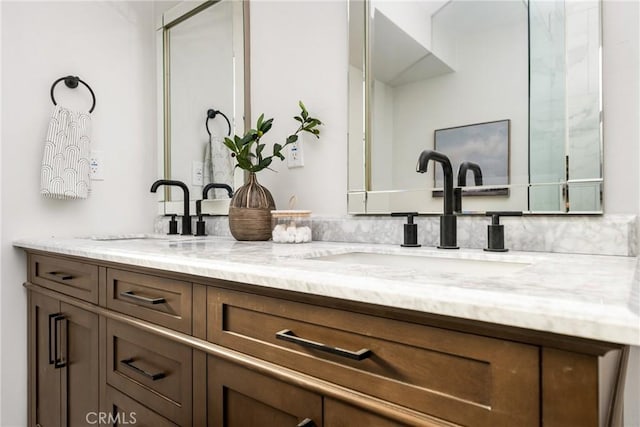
(454, 188, 462, 213)
(484, 211, 522, 252)
(195, 213, 207, 236)
(194, 200, 207, 236)
(391, 212, 418, 223)
(391, 212, 421, 247)
(485, 211, 523, 224)
(168, 214, 178, 235)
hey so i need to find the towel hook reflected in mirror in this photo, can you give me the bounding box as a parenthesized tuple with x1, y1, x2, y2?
(50, 75, 96, 113)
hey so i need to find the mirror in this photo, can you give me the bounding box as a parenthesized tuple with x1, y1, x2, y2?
(348, 0, 602, 214)
(157, 0, 249, 215)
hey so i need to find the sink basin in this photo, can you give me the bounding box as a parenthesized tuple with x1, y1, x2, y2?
(90, 234, 166, 241)
(90, 234, 207, 243)
(311, 252, 530, 277)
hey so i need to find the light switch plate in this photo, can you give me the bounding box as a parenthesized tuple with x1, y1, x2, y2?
(90, 150, 104, 180)
(192, 161, 204, 185)
(287, 142, 304, 168)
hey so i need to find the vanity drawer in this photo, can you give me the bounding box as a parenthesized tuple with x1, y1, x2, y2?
(104, 386, 177, 427)
(106, 319, 192, 425)
(106, 269, 192, 334)
(207, 287, 540, 427)
(29, 254, 99, 303)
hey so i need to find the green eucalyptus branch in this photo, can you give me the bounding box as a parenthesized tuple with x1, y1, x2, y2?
(223, 101, 322, 173)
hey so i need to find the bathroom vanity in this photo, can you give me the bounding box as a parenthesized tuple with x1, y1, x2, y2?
(15, 236, 638, 427)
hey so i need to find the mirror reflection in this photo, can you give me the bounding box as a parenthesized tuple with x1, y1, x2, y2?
(529, 0, 602, 212)
(348, 0, 602, 214)
(159, 0, 247, 214)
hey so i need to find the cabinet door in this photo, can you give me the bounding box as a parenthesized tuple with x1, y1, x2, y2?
(28, 292, 61, 427)
(60, 302, 99, 426)
(104, 386, 177, 427)
(208, 357, 322, 427)
(28, 292, 100, 427)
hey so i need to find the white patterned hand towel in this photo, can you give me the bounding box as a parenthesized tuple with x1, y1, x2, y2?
(40, 105, 92, 199)
(203, 133, 234, 198)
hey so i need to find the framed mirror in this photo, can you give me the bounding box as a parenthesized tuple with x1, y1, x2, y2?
(157, 0, 249, 216)
(348, 0, 602, 214)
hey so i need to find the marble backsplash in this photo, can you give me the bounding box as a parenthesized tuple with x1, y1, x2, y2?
(154, 214, 638, 257)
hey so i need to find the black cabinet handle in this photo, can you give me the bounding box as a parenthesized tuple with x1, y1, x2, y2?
(48, 271, 73, 280)
(120, 358, 166, 381)
(49, 313, 66, 369)
(48, 313, 56, 365)
(297, 418, 316, 427)
(119, 291, 166, 305)
(275, 329, 372, 361)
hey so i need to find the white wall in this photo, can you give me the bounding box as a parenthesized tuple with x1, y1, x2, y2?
(603, 0, 640, 214)
(249, 0, 348, 215)
(0, 2, 159, 425)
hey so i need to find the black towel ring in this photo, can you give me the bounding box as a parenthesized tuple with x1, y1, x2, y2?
(206, 108, 231, 137)
(50, 75, 96, 113)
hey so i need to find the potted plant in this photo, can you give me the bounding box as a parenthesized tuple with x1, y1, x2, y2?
(223, 101, 322, 240)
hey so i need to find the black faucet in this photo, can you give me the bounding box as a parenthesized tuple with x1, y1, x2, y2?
(416, 150, 458, 249)
(194, 183, 235, 236)
(457, 162, 483, 187)
(150, 179, 191, 235)
(202, 183, 234, 199)
(454, 161, 483, 212)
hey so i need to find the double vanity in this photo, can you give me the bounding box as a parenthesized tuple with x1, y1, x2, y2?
(15, 235, 638, 426)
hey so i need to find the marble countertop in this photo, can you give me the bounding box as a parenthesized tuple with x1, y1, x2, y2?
(14, 235, 640, 346)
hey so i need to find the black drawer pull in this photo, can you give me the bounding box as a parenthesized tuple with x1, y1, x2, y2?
(297, 418, 316, 427)
(275, 329, 372, 361)
(120, 358, 166, 381)
(49, 271, 73, 280)
(119, 290, 166, 305)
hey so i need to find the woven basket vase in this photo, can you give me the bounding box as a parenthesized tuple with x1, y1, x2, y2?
(228, 172, 276, 241)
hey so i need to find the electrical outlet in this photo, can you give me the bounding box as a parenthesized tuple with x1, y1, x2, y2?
(192, 161, 204, 186)
(90, 150, 104, 180)
(287, 142, 304, 168)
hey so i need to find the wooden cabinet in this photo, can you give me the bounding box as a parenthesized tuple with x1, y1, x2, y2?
(28, 291, 99, 427)
(106, 269, 192, 334)
(207, 287, 539, 426)
(208, 357, 323, 427)
(30, 254, 99, 304)
(324, 399, 411, 427)
(23, 251, 627, 427)
(105, 319, 193, 425)
(104, 386, 177, 427)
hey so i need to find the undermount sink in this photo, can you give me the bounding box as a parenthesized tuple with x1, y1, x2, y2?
(90, 234, 202, 242)
(311, 251, 531, 277)
(90, 234, 166, 241)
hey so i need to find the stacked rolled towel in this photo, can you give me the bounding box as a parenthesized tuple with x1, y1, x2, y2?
(40, 105, 92, 199)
